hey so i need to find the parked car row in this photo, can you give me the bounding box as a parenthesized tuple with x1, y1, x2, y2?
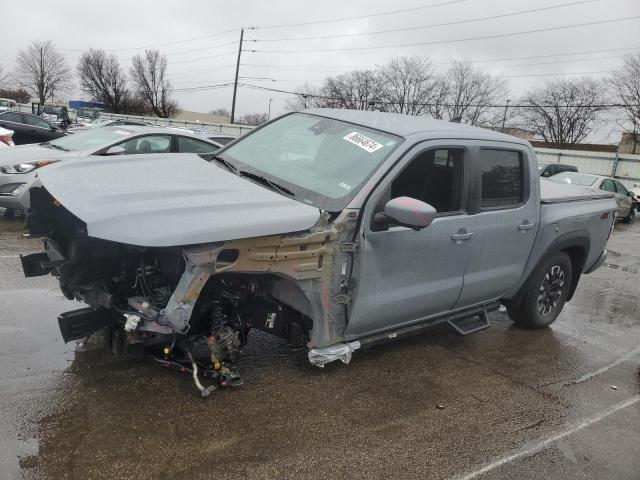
(0, 125, 235, 213)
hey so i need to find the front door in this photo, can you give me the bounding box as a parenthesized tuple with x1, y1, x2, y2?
(345, 144, 472, 338)
(454, 145, 538, 308)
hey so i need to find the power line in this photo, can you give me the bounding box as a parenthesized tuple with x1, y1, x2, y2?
(64, 27, 243, 52)
(170, 65, 237, 78)
(238, 83, 637, 108)
(431, 46, 640, 65)
(252, 0, 598, 42)
(254, 0, 469, 30)
(498, 70, 611, 78)
(168, 51, 241, 65)
(239, 46, 640, 73)
(173, 83, 234, 93)
(255, 16, 640, 53)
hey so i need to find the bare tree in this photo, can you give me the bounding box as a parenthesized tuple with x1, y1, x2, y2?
(209, 108, 230, 117)
(610, 54, 640, 153)
(15, 40, 71, 104)
(239, 113, 269, 125)
(0, 65, 9, 87)
(285, 83, 325, 111)
(130, 50, 177, 118)
(322, 70, 386, 110)
(379, 56, 445, 116)
(0, 88, 30, 103)
(520, 78, 608, 147)
(77, 49, 129, 113)
(443, 61, 508, 126)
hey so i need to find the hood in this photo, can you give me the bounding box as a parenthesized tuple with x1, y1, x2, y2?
(0, 144, 77, 167)
(35, 153, 321, 247)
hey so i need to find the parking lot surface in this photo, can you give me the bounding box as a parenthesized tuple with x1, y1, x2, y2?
(1, 213, 639, 480)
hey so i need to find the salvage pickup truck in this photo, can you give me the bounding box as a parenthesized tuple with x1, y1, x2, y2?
(22, 109, 616, 396)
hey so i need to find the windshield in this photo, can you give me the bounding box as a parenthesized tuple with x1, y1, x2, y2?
(548, 172, 597, 186)
(0, 100, 13, 107)
(49, 127, 134, 151)
(219, 113, 401, 210)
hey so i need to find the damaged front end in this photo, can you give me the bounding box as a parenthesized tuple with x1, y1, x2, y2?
(23, 187, 359, 396)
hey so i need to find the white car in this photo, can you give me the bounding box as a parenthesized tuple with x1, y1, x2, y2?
(0, 127, 14, 148)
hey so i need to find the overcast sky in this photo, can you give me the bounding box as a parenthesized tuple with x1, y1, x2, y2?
(1, 0, 638, 140)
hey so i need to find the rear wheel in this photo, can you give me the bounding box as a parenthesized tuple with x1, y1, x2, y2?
(623, 206, 635, 223)
(507, 252, 572, 329)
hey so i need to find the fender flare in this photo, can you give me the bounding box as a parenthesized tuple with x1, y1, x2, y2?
(507, 231, 590, 309)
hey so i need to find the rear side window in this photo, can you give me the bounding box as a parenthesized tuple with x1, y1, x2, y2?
(480, 149, 523, 208)
(208, 136, 234, 145)
(600, 179, 616, 193)
(23, 115, 51, 129)
(1, 112, 23, 123)
(177, 136, 218, 153)
(614, 181, 628, 195)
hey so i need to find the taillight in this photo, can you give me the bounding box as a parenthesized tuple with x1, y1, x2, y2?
(0, 135, 14, 147)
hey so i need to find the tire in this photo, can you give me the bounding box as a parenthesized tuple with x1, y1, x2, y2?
(507, 252, 572, 329)
(623, 206, 635, 223)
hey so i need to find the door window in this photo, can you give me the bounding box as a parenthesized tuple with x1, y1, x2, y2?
(387, 148, 464, 214)
(480, 150, 523, 208)
(600, 179, 616, 193)
(177, 136, 218, 153)
(23, 115, 51, 129)
(118, 135, 171, 154)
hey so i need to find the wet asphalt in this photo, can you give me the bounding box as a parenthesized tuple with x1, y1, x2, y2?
(0, 212, 639, 480)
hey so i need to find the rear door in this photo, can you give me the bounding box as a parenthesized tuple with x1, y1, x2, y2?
(600, 179, 624, 217)
(613, 180, 633, 217)
(454, 144, 538, 309)
(22, 115, 59, 142)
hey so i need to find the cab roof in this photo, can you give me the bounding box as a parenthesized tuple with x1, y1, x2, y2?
(303, 108, 529, 145)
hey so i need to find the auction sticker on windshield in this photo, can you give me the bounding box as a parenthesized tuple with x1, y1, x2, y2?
(343, 131, 384, 153)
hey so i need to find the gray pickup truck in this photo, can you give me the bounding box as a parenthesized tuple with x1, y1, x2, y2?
(22, 109, 616, 395)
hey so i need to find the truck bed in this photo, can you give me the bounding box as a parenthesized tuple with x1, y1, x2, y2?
(540, 178, 614, 204)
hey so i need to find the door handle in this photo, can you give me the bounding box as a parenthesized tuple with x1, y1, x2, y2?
(518, 222, 535, 232)
(451, 231, 474, 242)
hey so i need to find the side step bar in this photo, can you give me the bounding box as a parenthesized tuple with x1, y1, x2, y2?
(446, 310, 490, 336)
(58, 308, 114, 343)
(358, 302, 499, 348)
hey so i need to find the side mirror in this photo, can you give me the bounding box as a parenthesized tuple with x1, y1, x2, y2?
(104, 145, 126, 156)
(628, 191, 634, 197)
(374, 196, 437, 231)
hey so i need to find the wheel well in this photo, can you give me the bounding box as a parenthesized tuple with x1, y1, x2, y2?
(506, 240, 588, 310)
(561, 245, 586, 301)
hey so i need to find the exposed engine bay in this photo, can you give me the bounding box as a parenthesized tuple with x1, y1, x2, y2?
(23, 187, 356, 397)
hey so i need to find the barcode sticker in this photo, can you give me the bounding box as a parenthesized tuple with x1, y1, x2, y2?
(343, 132, 383, 153)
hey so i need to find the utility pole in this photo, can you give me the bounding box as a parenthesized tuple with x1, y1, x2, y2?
(501, 99, 511, 132)
(230, 28, 244, 125)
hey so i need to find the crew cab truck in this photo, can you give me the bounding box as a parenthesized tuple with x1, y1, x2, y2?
(21, 109, 616, 395)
